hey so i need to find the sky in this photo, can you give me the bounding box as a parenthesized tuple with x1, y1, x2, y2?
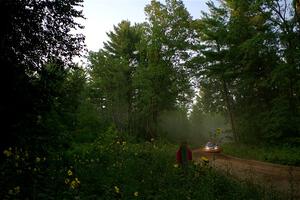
(81, 0, 209, 52)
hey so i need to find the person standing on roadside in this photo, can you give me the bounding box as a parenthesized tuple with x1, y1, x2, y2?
(176, 141, 192, 167)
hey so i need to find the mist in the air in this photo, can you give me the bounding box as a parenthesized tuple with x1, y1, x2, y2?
(158, 109, 232, 147)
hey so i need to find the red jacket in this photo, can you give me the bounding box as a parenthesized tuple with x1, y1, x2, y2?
(176, 146, 192, 164)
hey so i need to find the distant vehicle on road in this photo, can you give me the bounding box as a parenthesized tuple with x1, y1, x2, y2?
(202, 141, 222, 153)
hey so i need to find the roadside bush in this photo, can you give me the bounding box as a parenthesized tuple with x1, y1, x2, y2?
(222, 143, 300, 166)
(1, 128, 282, 199)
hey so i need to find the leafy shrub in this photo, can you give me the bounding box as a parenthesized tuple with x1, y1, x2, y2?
(1, 128, 282, 199)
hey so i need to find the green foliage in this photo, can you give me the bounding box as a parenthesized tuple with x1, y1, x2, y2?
(89, 1, 194, 139)
(1, 127, 284, 200)
(64, 128, 282, 200)
(36, 67, 89, 150)
(0, 0, 85, 150)
(223, 143, 300, 166)
(89, 20, 142, 134)
(73, 100, 104, 143)
(0, 147, 76, 199)
(1, 0, 299, 198)
(192, 0, 300, 143)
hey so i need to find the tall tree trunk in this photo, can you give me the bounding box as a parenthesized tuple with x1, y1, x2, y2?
(151, 96, 158, 139)
(222, 78, 238, 142)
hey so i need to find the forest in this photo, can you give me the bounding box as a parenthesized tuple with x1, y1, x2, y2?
(0, 0, 299, 199)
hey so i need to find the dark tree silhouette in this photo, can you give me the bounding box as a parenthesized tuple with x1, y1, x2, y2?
(0, 0, 85, 149)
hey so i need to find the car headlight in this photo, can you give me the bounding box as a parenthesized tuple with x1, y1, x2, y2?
(205, 146, 210, 150)
(214, 146, 219, 150)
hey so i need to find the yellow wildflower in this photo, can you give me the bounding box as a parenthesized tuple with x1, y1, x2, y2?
(36, 157, 41, 163)
(75, 177, 80, 184)
(216, 128, 222, 135)
(116, 141, 120, 145)
(68, 169, 73, 176)
(70, 180, 77, 189)
(134, 191, 139, 197)
(15, 155, 20, 160)
(122, 141, 126, 145)
(150, 138, 154, 142)
(14, 186, 20, 194)
(65, 178, 70, 184)
(114, 186, 120, 193)
(201, 156, 208, 162)
(174, 164, 179, 168)
(3, 149, 12, 157)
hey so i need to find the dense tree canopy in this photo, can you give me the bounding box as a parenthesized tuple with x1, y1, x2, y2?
(89, 0, 194, 139)
(87, 0, 299, 144)
(1, 0, 299, 151)
(192, 0, 300, 143)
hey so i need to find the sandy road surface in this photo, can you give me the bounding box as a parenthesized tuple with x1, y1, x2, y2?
(193, 149, 300, 199)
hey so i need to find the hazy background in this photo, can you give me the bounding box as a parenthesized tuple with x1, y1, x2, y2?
(80, 0, 230, 146)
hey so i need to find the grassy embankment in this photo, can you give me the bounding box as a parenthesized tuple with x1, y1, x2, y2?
(222, 143, 300, 166)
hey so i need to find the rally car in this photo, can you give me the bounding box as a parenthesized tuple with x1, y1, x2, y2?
(202, 141, 222, 153)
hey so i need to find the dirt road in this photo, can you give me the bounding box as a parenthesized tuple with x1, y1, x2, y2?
(193, 149, 300, 199)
